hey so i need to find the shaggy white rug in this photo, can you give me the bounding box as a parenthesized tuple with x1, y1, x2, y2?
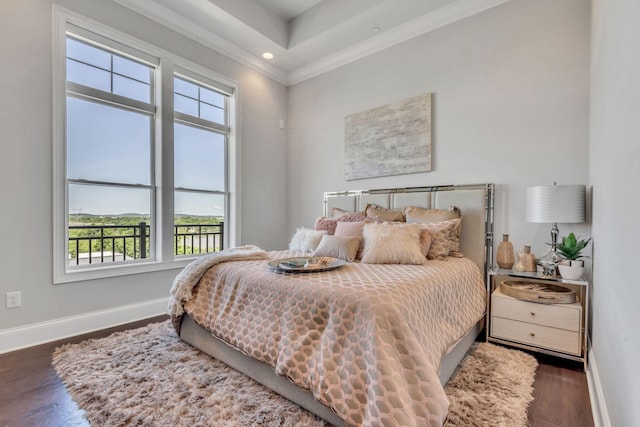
(52, 321, 537, 427)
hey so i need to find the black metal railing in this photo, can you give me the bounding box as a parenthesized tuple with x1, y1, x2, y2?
(68, 222, 223, 266)
(174, 223, 224, 256)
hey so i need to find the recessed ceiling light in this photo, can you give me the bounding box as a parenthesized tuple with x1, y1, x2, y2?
(262, 52, 274, 60)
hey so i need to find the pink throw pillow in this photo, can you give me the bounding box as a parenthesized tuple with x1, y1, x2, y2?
(314, 217, 337, 235)
(335, 220, 365, 237)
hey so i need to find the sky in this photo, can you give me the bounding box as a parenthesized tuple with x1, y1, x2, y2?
(66, 36, 225, 218)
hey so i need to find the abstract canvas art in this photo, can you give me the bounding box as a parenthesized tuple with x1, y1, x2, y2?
(344, 93, 432, 180)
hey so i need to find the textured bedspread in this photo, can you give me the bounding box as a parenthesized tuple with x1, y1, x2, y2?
(171, 249, 486, 427)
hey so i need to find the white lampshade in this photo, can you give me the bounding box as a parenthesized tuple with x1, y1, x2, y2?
(526, 185, 585, 223)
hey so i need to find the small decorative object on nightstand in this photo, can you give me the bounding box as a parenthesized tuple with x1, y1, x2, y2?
(523, 246, 537, 272)
(513, 249, 526, 272)
(556, 233, 591, 280)
(496, 234, 515, 269)
(486, 269, 589, 371)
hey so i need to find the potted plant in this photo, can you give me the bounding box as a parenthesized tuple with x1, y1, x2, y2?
(556, 233, 591, 280)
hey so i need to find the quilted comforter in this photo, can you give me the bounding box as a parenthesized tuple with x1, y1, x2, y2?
(169, 248, 486, 427)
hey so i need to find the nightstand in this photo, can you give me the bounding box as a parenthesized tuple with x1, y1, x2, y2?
(486, 269, 588, 370)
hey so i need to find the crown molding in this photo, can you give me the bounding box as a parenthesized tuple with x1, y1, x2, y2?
(114, 0, 289, 85)
(115, 0, 513, 86)
(288, 0, 512, 85)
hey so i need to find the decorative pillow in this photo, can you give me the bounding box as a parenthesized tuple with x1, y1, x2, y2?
(313, 235, 361, 262)
(418, 229, 432, 257)
(331, 207, 364, 219)
(335, 220, 367, 259)
(314, 217, 338, 235)
(382, 221, 432, 258)
(418, 218, 461, 260)
(334, 220, 365, 237)
(365, 204, 405, 222)
(360, 223, 425, 265)
(336, 212, 368, 222)
(404, 206, 461, 223)
(288, 227, 328, 252)
(404, 206, 462, 253)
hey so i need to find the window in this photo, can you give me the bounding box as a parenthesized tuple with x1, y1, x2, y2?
(173, 75, 229, 257)
(65, 35, 156, 267)
(53, 11, 236, 283)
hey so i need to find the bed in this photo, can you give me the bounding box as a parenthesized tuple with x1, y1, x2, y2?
(169, 183, 495, 427)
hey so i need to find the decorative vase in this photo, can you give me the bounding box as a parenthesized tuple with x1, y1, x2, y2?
(523, 246, 537, 272)
(514, 250, 526, 272)
(496, 234, 515, 269)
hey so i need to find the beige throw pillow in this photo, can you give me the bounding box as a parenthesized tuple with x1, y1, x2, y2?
(313, 235, 361, 262)
(418, 218, 461, 260)
(335, 220, 367, 259)
(419, 229, 432, 257)
(361, 223, 425, 265)
(404, 206, 462, 253)
(331, 207, 365, 219)
(365, 204, 405, 222)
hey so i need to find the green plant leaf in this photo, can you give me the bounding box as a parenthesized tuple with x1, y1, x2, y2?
(557, 233, 591, 260)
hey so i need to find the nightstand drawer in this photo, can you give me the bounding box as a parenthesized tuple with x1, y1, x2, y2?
(492, 289, 581, 332)
(491, 316, 582, 356)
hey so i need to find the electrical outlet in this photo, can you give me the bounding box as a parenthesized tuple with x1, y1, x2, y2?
(6, 292, 21, 308)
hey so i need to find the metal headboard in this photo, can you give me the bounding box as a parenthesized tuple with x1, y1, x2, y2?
(323, 183, 495, 281)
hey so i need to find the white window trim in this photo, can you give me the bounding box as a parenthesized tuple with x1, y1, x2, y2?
(52, 6, 240, 284)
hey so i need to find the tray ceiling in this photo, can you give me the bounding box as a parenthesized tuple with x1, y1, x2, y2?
(115, 0, 512, 85)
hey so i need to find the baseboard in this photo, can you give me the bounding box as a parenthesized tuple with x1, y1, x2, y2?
(586, 347, 612, 427)
(0, 297, 169, 354)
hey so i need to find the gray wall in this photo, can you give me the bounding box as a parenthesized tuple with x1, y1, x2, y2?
(287, 0, 591, 259)
(0, 0, 288, 331)
(590, 0, 640, 425)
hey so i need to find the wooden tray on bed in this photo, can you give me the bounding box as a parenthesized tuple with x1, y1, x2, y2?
(500, 280, 576, 304)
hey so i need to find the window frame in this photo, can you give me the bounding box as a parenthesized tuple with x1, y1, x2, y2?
(173, 71, 230, 259)
(52, 7, 239, 284)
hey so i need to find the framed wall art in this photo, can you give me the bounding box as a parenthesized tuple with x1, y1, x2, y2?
(344, 93, 432, 180)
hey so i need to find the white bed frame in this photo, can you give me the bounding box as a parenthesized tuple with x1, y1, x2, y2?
(180, 183, 495, 426)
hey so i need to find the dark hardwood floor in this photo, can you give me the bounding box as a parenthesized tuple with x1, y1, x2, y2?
(527, 353, 594, 427)
(0, 316, 168, 427)
(0, 318, 593, 427)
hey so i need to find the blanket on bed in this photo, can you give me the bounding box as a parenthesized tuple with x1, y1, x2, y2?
(168, 245, 267, 330)
(172, 250, 486, 427)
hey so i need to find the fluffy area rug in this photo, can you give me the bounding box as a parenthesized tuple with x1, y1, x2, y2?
(52, 321, 537, 427)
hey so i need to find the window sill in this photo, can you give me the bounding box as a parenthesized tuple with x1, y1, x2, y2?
(54, 257, 197, 284)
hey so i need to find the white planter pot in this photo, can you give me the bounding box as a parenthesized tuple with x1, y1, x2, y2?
(558, 261, 584, 280)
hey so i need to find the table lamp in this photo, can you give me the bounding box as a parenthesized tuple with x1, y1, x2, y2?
(526, 183, 585, 274)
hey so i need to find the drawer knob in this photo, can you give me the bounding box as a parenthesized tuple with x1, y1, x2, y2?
(529, 332, 536, 337)
(530, 312, 536, 316)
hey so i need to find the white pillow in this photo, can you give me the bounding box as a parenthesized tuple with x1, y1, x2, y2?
(313, 235, 361, 262)
(288, 227, 327, 252)
(361, 223, 426, 265)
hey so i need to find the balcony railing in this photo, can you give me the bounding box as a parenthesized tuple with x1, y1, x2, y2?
(174, 223, 224, 256)
(68, 222, 224, 266)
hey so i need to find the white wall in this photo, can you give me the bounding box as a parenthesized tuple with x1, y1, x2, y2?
(287, 0, 591, 260)
(590, 0, 640, 425)
(0, 0, 288, 338)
